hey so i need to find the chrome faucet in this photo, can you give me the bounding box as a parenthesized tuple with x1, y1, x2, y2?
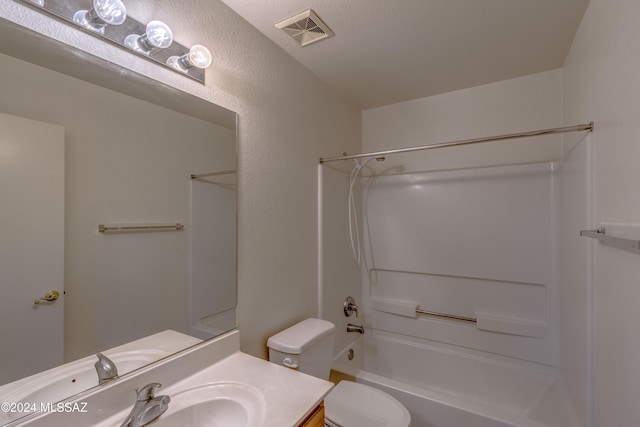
(347, 323, 365, 334)
(344, 296, 359, 318)
(95, 353, 118, 384)
(120, 383, 170, 427)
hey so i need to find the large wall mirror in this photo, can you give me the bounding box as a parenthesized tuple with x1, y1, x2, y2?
(0, 17, 236, 424)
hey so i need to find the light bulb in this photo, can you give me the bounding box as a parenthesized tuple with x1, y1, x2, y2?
(124, 21, 173, 55)
(167, 45, 212, 72)
(73, 0, 127, 34)
(186, 45, 213, 69)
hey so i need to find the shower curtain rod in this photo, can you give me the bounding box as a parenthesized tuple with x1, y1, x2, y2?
(319, 122, 594, 164)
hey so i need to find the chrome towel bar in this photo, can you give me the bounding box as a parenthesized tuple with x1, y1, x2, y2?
(98, 223, 184, 233)
(190, 170, 236, 179)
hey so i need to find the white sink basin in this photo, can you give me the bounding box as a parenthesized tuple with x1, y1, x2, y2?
(0, 350, 168, 421)
(149, 382, 266, 427)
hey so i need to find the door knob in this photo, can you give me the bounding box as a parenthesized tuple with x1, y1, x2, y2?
(34, 290, 60, 305)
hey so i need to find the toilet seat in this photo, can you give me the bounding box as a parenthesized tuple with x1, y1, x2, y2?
(324, 381, 411, 427)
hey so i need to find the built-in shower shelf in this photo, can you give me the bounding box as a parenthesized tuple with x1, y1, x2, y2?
(580, 226, 640, 253)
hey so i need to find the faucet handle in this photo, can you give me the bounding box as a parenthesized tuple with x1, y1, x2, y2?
(136, 383, 162, 401)
(344, 296, 359, 318)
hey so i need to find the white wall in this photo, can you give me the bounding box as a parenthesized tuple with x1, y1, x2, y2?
(0, 0, 361, 358)
(363, 69, 563, 154)
(563, 0, 640, 425)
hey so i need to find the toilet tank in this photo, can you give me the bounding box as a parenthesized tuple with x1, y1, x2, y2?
(267, 318, 335, 380)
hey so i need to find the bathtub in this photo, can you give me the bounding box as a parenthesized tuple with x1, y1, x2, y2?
(330, 331, 577, 427)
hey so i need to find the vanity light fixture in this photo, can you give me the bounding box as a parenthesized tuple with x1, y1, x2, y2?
(73, 0, 127, 34)
(15, 0, 208, 84)
(167, 45, 212, 72)
(124, 20, 173, 55)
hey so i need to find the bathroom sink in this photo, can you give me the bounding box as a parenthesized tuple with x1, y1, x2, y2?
(150, 382, 266, 427)
(0, 349, 168, 421)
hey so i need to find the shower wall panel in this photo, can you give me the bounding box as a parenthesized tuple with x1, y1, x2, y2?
(360, 163, 555, 364)
(319, 166, 363, 354)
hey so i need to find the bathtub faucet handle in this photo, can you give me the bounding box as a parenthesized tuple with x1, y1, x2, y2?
(344, 296, 359, 318)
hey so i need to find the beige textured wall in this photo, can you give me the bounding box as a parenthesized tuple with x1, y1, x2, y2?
(0, 1, 361, 358)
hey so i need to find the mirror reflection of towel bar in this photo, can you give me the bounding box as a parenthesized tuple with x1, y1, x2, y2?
(190, 170, 236, 179)
(98, 224, 184, 233)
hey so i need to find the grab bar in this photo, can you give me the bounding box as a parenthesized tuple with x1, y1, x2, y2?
(415, 308, 477, 324)
(371, 297, 546, 337)
(371, 297, 476, 323)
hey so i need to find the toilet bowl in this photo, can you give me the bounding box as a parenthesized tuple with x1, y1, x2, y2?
(267, 318, 410, 427)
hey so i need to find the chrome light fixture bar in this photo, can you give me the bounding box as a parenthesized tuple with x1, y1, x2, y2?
(15, 0, 211, 84)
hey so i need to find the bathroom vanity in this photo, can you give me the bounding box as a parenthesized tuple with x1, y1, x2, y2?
(298, 403, 325, 427)
(7, 329, 332, 427)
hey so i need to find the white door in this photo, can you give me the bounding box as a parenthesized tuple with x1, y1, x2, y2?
(0, 112, 65, 385)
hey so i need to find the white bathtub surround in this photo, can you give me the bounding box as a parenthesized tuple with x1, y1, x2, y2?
(12, 329, 332, 427)
(332, 332, 576, 427)
(315, 68, 596, 427)
(359, 162, 555, 365)
(320, 140, 593, 426)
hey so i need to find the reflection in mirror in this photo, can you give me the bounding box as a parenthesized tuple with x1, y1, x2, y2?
(0, 17, 236, 424)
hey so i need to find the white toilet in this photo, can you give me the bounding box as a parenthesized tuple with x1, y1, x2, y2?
(267, 318, 411, 427)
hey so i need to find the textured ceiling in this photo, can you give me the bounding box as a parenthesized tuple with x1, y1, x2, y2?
(220, 0, 590, 109)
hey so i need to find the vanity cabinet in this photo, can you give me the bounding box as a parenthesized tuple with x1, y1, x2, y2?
(298, 402, 325, 427)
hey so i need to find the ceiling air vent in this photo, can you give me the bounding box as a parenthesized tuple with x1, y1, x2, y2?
(275, 9, 334, 47)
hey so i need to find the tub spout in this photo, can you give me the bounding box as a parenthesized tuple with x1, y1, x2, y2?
(347, 323, 365, 334)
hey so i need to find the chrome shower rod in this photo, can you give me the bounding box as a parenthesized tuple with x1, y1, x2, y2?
(319, 122, 594, 164)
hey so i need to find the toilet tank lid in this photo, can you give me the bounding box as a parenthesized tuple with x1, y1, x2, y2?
(267, 318, 335, 354)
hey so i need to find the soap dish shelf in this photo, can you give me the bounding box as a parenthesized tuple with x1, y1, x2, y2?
(580, 227, 640, 253)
